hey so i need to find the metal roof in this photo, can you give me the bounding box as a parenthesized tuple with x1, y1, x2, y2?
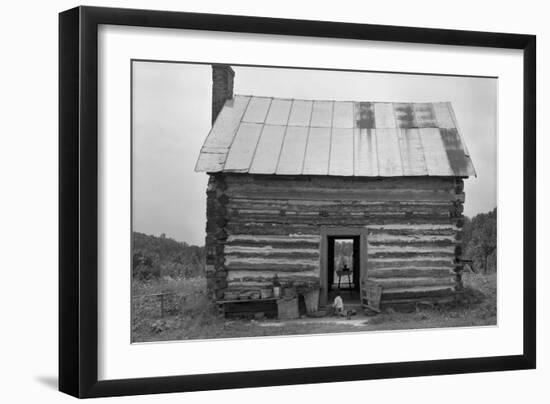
(195, 95, 476, 177)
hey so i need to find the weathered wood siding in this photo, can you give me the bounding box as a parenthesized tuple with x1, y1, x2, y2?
(205, 173, 465, 303)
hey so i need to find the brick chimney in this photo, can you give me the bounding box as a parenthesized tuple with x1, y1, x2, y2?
(211, 64, 235, 124)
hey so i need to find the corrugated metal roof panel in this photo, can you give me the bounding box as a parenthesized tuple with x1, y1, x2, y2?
(303, 127, 331, 175)
(288, 100, 313, 126)
(223, 122, 263, 172)
(196, 95, 476, 177)
(310, 100, 333, 127)
(329, 128, 354, 176)
(276, 126, 308, 175)
(265, 98, 292, 125)
(248, 125, 286, 174)
(333, 101, 354, 129)
(195, 95, 251, 172)
(242, 97, 271, 123)
(394, 103, 416, 129)
(398, 128, 428, 176)
(433, 102, 455, 129)
(354, 128, 378, 176)
(413, 103, 437, 128)
(376, 128, 404, 176)
(419, 128, 455, 176)
(374, 102, 396, 129)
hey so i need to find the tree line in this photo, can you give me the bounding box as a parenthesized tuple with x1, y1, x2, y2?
(462, 208, 497, 273)
(132, 232, 205, 280)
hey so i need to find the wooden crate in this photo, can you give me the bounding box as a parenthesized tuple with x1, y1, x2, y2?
(277, 297, 299, 320)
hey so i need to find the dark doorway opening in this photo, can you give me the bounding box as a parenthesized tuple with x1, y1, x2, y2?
(327, 236, 360, 303)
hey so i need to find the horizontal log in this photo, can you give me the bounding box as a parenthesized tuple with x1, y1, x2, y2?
(225, 261, 319, 272)
(368, 268, 453, 278)
(226, 240, 320, 249)
(367, 245, 455, 254)
(367, 224, 457, 230)
(228, 189, 458, 202)
(227, 202, 454, 214)
(225, 244, 319, 253)
(368, 252, 455, 259)
(369, 276, 455, 289)
(368, 258, 454, 269)
(226, 251, 319, 260)
(228, 198, 454, 209)
(366, 233, 456, 244)
(227, 270, 320, 281)
(226, 234, 319, 243)
(224, 174, 455, 191)
(368, 228, 459, 237)
(228, 211, 452, 222)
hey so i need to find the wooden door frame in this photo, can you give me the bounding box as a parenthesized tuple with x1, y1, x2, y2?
(320, 227, 368, 307)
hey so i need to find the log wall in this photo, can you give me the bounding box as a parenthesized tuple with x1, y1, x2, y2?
(205, 173, 465, 304)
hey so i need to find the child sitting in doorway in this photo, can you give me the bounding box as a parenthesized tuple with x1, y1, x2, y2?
(332, 290, 346, 317)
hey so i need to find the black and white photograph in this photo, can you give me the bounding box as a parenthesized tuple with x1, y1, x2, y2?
(131, 61, 497, 343)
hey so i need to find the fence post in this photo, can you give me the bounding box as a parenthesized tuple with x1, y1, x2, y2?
(160, 294, 164, 318)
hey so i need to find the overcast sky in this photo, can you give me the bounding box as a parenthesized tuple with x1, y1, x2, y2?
(133, 61, 497, 245)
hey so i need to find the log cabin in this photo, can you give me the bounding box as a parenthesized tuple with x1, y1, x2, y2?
(195, 65, 476, 310)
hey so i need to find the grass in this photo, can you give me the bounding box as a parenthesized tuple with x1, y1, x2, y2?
(131, 272, 497, 343)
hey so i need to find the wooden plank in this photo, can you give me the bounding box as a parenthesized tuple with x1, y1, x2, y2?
(265, 98, 292, 125)
(397, 128, 428, 176)
(433, 102, 455, 129)
(276, 126, 309, 174)
(242, 97, 271, 123)
(418, 128, 454, 176)
(223, 123, 263, 172)
(303, 127, 331, 175)
(393, 103, 416, 128)
(353, 128, 378, 176)
(376, 128, 404, 176)
(248, 125, 286, 174)
(332, 101, 354, 128)
(329, 128, 354, 176)
(288, 100, 313, 126)
(374, 102, 396, 128)
(310, 100, 333, 127)
(413, 103, 437, 127)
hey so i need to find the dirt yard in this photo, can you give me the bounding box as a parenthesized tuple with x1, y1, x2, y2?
(131, 272, 496, 343)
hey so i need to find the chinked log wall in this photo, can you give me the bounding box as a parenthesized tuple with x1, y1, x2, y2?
(205, 173, 465, 303)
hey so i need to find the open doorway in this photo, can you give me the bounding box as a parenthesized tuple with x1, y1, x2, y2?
(327, 236, 361, 304)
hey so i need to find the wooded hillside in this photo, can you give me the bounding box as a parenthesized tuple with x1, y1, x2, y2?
(132, 232, 205, 280)
(462, 208, 497, 273)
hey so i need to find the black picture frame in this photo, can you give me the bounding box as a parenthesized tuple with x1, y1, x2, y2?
(59, 5, 536, 398)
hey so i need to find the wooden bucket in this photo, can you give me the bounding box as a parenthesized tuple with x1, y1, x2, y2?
(303, 289, 320, 313)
